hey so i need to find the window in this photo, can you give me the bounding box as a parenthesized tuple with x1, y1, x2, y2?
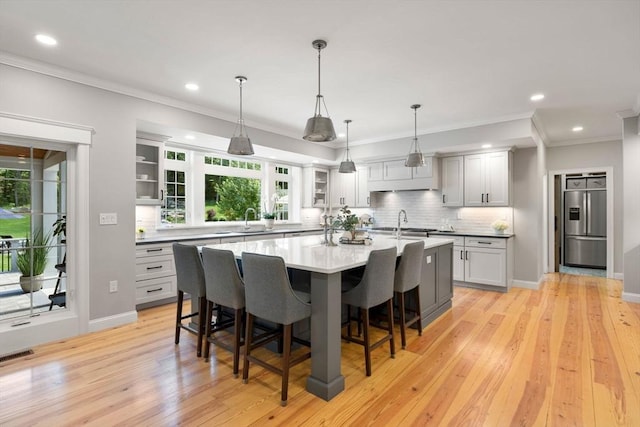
(272, 165, 291, 220)
(162, 169, 186, 224)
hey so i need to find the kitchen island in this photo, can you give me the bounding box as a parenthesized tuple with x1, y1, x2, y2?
(204, 234, 454, 401)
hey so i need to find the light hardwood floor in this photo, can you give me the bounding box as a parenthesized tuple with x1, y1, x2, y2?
(1, 273, 638, 426)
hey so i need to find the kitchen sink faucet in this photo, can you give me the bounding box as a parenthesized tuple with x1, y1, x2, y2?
(397, 209, 408, 239)
(244, 208, 256, 230)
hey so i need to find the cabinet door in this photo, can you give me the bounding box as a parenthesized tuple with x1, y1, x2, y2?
(437, 244, 453, 305)
(136, 139, 164, 205)
(384, 160, 412, 181)
(464, 154, 485, 206)
(356, 167, 370, 207)
(368, 163, 384, 181)
(453, 245, 465, 281)
(441, 156, 464, 207)
(312, 168, 329, 208)
(464, 247, 506, 287)
(330, 169, 356, 208)
(484, 151, 509, 206)
(412, 157, 433, 178)
(419, 247, 438, 316)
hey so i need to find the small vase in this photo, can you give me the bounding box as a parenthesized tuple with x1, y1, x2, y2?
(494, 229, 505, 235)
(265, 218, 275, 230)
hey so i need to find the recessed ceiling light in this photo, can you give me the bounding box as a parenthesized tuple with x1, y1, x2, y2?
(572, 126, 584, 132)
(185, 134, 195, 140)
(35, 34, 57, 46)
(481, 143, 492, 149)
(312, 160, 319, 163)
(530, 93, 545, 101)
(185, 83, 199, 91)
(337, 133, 346, 138)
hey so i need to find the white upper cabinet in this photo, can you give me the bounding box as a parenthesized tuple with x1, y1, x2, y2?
(463, 151, 510, 207)
(368, 163, 384, 181)
(367, 157, 440, 191)
(302, 167, 329, 208)
(356, 166, 370, 207)
(330, 167, 370, 208)
(441, 156, 464, 207)
(384, 159, 413, 180)
(136, 133, 168, 205)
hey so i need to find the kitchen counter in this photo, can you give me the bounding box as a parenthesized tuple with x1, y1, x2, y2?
(428, 231, 514, 238)
(136, 227, 323, 245)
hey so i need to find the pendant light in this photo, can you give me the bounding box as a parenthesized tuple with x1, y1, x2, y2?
(405, 104, 425, 167)
(227, 76, 254, 156)
(303, 40, 336, 142)
(338, 119, 356, 173)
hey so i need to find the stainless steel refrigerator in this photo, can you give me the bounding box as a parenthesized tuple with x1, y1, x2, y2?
(564, 185, 607, 269)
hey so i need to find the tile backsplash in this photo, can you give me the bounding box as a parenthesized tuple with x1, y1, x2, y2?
(368, 191, 514, 233)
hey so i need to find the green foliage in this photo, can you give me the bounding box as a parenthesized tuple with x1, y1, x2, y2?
(0, 168, 31, 207)
(0, 215, 30, 237)
(16, 228, 52, 277)
(333, 206, 359, 232)
(214, 177, 261, 221)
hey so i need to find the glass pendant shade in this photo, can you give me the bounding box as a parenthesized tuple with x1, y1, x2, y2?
(339, 119, 356, 173)
(227, 76, 254, 156)
(303, 40, 336, 142)
(405, 104, 424, 167)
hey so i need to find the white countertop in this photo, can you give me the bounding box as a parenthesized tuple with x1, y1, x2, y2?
(203, 234, 454, 275)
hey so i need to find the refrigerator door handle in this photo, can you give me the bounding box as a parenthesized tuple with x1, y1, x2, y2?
(570, 236, 605, 241)
(582, 193, 588, 235)
(586, 192, 592, 235)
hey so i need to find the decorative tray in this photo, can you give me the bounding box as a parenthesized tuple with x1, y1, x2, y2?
(339, 237, 372, 245)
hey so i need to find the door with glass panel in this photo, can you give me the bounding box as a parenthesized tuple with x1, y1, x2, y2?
(0, 143, 67, 321)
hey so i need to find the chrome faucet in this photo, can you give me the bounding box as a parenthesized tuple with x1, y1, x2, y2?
(397, 209, 408, 239)
(244, 208, 256, 230)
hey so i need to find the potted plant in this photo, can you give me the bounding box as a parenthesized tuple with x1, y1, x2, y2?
(16, 228, 52, 293)
(333, 205, 360, 240)
(491, 219, 509, 235)
(262, 193, 280, 230)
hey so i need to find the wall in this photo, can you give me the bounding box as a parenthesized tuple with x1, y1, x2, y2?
(622, 116, 639, 299)
(512, 147, 539, 282)
(0, 64, 333, 323)
(546, 140, 624, 274)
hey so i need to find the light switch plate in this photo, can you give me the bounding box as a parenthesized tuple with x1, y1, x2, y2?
(426, 255, 432, 264)
(99, 213, 118, 225)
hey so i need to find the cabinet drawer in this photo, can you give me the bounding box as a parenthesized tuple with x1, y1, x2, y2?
(136, 276, 176, 304)
(464, 237, 506, 249)
(136, 243, 173, 258)
(135, 255, 175, 280)
(448, 236, 465, 246)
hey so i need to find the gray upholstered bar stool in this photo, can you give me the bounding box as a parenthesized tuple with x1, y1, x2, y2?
(241, 252, 311, 406)
(201, 247, 246, 377)
(394, 240, 425, 349)
(342, 246, 397, 376)
(172, 242, 207, 357)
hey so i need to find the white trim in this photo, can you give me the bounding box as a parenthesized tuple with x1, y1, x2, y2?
(0, 111, 94, 144)
(546, 135, 621, 148)
(512, 279, 540, 290)
(613, 272, 624, 280)
(88, 311, 138, 333)
(616, 109, 638, 120)
(621, 292, 640, 304)
(531, 113, 550, 146)
(0, 312, 79, 357)
(546, 167, 615, 279)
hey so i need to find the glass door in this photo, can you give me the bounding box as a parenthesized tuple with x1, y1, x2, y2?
(0, 143, 67, 321)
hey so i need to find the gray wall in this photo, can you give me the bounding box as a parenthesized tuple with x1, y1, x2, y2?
(0, 64, 332, 320)
(623, 116, 639, 297)
(512, 147, 539, 282)
(546, 140, 624, 274)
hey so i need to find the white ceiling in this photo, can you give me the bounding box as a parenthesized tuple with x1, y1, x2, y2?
(1, 0, 639, 156)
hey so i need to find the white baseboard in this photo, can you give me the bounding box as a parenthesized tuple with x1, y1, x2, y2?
(88, 310, 138, 333)
(621, 292, 640, 304)
(512, 279, 540, 290)
(613, 272, 624, 280)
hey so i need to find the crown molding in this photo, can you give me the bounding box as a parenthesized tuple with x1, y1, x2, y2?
(546, 134, 621, 148)
(616, 108, 638, 119)
(531, 112, 550, 147)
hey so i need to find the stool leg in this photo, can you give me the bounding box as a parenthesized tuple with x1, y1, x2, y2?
(242, 313, 254, 384)
(175, 291, 184, 344)
(387, 298, 396, 359)
(281, 323, 292, 406)
(197, 296, 206, 357)
(233, 308, 243, 378)
(415, 287, 423, 336)
(362, 308, 372, 376)
(204, 300, 213, 360)
(398, 291, 407, 349)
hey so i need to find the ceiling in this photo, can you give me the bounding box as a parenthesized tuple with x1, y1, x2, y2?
(1, 0, 639, 156)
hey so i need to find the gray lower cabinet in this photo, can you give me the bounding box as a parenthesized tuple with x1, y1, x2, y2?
(409, 243, 454, 326)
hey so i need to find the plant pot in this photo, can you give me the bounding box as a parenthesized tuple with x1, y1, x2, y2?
(493, 229, 505, 235)
(265, 218, 275, 230)
(20, 274, 45, 293)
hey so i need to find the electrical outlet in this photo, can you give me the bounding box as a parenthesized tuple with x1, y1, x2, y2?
(457, 212, 462, 220)
(426, 255, 432, 264)
(109, 280, 118, 293)
(99, 213, 118, 225)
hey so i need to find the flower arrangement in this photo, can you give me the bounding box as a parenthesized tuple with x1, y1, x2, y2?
(262, 193, 280, 220)
(333, 206, 359, 238)
(491, 219, 509, 231)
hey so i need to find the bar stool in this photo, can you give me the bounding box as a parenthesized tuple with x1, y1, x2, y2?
(172, 243, 207, 357)
(201, 247, 246, 377)
(394, 241, 425, 349)
(241, 252, 311, 406)
(341, 246, 397, 376)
